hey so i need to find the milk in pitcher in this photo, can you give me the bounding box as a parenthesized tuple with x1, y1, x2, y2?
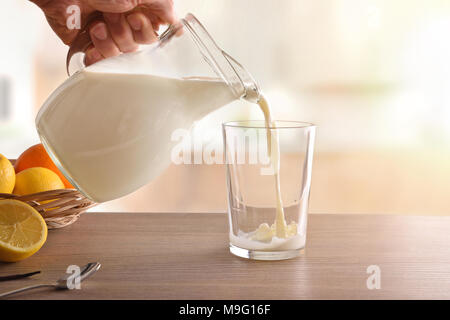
(36, 68, 235, 203)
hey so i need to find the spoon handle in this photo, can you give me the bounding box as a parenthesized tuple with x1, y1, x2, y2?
(0, 284, 55, 299)
(0, 271, 41, 282)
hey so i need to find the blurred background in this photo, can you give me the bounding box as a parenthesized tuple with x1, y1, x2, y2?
(1, 0, 450, 214)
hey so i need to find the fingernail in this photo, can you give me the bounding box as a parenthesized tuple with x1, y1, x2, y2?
(87, 48, 102, 61)
(91, 23, 108, 40)
(127, 15, 141, 31)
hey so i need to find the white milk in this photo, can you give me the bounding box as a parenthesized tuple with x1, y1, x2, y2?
(36, 70, 235, 203)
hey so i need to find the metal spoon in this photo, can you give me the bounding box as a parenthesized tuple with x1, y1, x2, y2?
(0, 262, 101, 298)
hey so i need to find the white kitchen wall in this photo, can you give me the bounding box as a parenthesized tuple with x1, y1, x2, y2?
(0, 1, 43, 157)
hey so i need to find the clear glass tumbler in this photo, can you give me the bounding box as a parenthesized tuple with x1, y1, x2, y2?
(223, 120, 316, 260)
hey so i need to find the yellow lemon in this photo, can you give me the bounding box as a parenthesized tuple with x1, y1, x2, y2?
(0, 199, 48, 262)
(13, 167, 64, 196)
(0, 154, 15, 193)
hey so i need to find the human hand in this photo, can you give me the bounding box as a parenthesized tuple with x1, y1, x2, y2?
(32, 0, 176, 65)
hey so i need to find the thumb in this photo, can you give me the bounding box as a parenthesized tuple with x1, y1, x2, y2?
(88, 0, 177, 24)
(87, 0, 137, 13)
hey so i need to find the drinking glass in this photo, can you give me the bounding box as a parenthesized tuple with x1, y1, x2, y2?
(222, 120, 315, 260)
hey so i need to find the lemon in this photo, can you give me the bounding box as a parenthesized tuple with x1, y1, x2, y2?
(0, 199, 48, 262)
(0, 154, 15, 193)
(13, 167, 64, 196)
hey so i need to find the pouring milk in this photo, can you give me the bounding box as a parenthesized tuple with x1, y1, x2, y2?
(36, 13, 301, 251)
(228, 96, 303, 251)
(36, 70, 299, 250)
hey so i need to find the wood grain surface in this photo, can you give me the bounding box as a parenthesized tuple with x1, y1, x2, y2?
(1, 212, 450, 299)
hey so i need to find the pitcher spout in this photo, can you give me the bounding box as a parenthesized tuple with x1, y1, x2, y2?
(182, 13, 260, 103)
(222, 51, 261, 103)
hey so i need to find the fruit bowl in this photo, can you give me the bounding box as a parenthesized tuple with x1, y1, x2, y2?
(0, 160, 96, 229)
(0, 189, 96, 229)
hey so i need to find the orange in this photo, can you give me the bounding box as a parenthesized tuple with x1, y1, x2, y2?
(14, 144, 73, 189)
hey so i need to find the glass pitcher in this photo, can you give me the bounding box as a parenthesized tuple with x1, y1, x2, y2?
(36, 13, 260, 203)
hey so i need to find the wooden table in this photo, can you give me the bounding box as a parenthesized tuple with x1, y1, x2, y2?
(1, 212, 450, 299)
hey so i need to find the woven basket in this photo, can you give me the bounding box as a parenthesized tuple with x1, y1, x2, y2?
(0, 160, 97, 229)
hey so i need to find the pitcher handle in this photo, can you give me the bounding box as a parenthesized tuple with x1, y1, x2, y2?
(65, 11, 105, 76)
(66, 30, 91, 76)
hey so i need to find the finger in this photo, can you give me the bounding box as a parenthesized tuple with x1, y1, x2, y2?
(89, 0, 176, 24)
(89, 22, 120, 58)
(126, 12, 158, 44)
(104, 13, 139, 53)
(88, 0, 135, 13)
(84, 45, 103, 66)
